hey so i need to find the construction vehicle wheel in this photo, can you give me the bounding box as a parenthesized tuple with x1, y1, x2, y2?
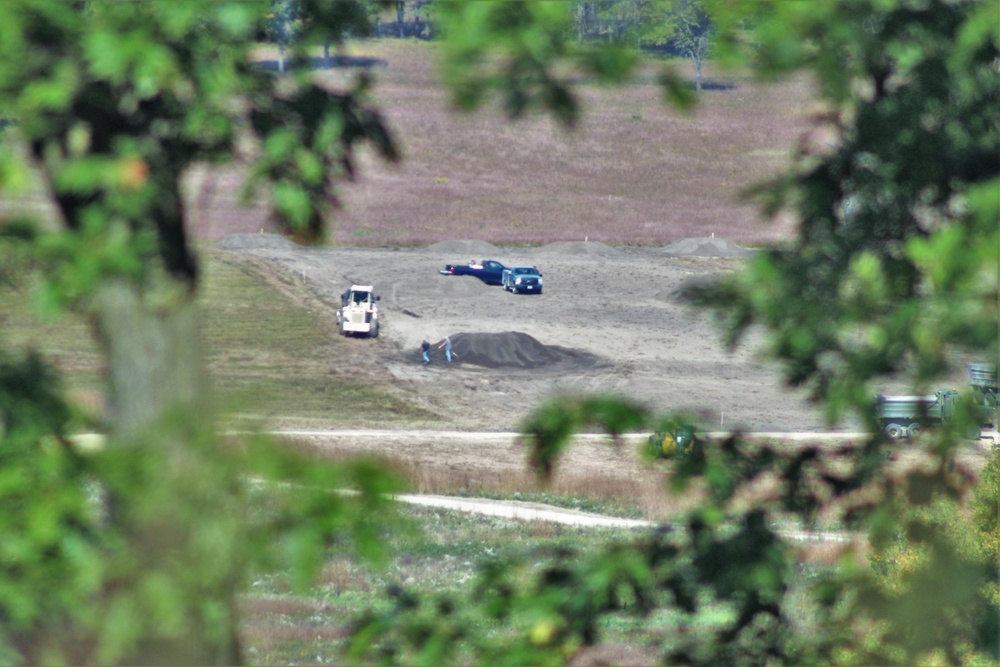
(884, 423, 905, 439)
(370, 320, 379, 338)
(964, 425, 981, 440)
(339, 320, 346, 336)
(906, 423, 923, 438)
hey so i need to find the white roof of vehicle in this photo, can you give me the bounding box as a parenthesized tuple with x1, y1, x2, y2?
(351, 285, 374, 291)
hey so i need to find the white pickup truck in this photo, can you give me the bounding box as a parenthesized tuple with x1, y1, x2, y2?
(501, 266, 543, 294)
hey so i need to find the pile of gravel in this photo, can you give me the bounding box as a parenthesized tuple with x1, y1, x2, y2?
(527, 241, 623, 258)
(423, 332, 601, 370)
(661, 237, 751, 258)
(217, 233, 299, 251)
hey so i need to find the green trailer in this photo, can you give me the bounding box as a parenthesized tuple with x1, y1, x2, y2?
(876, 363, 997, 440)
(968, 362, 998, 411)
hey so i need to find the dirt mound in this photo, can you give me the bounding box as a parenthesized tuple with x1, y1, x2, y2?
(426, 332, 601, 370)
(426, 239, 502, 256)
(527, 241, 623, 258)
(217, 233, 298, 251)
(661, 237, 751, 258)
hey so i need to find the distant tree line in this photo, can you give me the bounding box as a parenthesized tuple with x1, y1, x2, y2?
(268, 0, 716, 87)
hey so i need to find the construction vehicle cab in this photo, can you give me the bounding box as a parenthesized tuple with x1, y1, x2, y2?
(336, 285, 380, 337)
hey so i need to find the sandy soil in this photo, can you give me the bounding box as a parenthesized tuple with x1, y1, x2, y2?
(218, 234, 841, 435)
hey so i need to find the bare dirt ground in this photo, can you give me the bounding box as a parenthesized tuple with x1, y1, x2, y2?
(218, 233, 837, 435)
(218, 235, 996, 520)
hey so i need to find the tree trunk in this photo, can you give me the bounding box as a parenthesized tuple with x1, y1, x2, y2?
(695, 35, 707, 93)
(94, 280, 208, 439)
(92, 277, 241, 665)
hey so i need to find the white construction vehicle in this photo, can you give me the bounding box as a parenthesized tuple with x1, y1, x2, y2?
(336, 285, 380, 337)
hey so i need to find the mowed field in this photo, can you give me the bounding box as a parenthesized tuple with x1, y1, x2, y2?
(185, 39, 816, 247)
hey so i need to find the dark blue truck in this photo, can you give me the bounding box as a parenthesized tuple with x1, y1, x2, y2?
(439, 259, 507, 285)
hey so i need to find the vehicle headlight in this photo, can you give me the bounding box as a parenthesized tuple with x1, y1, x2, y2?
(537, 278, 543, 285)
(515, 277, 522, 284)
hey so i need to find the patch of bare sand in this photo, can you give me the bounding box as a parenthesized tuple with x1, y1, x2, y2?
(660, 236, 753, 258)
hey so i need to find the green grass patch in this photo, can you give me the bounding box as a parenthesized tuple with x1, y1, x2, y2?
(240, 503, 645, 663)
(0, 244, 103, 404)
(201, 252, 437, 427)
(240, 502, 834, 664)
(0, 245, 436, 428)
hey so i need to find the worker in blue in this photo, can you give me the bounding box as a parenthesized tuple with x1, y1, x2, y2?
(421, 340, 430, 365)
(444, 336, 453, 363)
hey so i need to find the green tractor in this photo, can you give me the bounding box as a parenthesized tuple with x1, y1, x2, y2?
(875, 363, 997, 440)
(647, 424, 697, 458)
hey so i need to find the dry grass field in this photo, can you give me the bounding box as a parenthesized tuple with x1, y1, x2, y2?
(186, 39, 816, 247)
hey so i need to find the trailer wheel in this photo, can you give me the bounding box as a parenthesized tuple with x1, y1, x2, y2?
(906, 423, 923, 438)
(884, 423, 905, 439)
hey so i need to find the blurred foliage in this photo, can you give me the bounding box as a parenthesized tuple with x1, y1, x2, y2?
(697, 0, 999, 422)
(0, 353, 403, 663)
(434, 1, 648, 126)
(0, 0, 397, 253)
(1, 0, 998, 664)
(972, 453, 1000, 607)
(265, 0, 305, 53)
(520, 394, 650, 478)
(350, 1, 1000, 665)
(0, 0, 403, 662)
(865, 487, 999, 665)
(243, 77, 397, 241)
(0, 352, 97, 664)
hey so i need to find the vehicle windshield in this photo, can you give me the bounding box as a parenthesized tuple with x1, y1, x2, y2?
(351, 291, 371, 303)
(514, 268, 535, 275)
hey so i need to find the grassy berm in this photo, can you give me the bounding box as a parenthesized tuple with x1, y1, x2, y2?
(0, 247, 436, 429)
